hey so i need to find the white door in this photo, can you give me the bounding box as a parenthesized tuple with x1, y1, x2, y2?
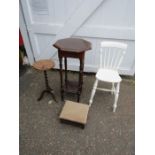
(20, 0, 135, 75)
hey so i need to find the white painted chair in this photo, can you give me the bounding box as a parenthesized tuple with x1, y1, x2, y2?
(89, 41, 127, 112)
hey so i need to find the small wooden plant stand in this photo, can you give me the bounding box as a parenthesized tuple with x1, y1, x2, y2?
(33, 59, 57, 102)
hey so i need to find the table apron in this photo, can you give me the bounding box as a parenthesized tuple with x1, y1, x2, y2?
(58, 50, 85, 59)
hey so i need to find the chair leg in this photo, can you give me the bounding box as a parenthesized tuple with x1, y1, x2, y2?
(89, 79, 98, 106)
(113, 82, 120, 112)
(111, 83, 115, 95)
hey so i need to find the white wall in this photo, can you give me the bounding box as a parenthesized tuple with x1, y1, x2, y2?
(20, 0, 135, 75)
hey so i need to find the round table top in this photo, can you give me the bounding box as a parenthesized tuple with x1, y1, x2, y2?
(33, 59, 55, 71)
(53, 38, 91, 52)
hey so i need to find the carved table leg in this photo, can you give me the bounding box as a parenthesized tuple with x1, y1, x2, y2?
(77, 53, 84, 102)
(64, 57, 68, 89)
(38, 70, 57, 102)
(44, 70, 50, 89)
(58, 51, 64, 101)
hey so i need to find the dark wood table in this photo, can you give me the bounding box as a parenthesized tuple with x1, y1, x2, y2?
(53, 38, 91, 102)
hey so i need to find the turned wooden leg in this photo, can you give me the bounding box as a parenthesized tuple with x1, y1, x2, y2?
(113, 82, 120, 112)
(64, 57, 68, 88)
(58, 52, 64, 101)
(77, 55, 84, 102)
(37, 70, 57, 102)
(44, 70, 50, 89)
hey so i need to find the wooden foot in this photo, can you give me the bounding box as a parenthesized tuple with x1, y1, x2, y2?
(37, 90, 48, 101)
(37, 89, 57, 102)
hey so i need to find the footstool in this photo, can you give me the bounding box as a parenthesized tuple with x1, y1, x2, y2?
(59, 100, 90, 128)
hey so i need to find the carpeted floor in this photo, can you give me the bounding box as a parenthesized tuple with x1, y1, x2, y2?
(19, 67, 135, 155)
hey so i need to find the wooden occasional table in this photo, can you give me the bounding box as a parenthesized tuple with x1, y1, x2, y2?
(53, 38, 91, 102)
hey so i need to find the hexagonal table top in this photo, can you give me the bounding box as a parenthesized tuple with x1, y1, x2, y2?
(53, 38, 91, 52)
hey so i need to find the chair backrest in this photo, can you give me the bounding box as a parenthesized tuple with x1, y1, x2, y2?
(100, 41, 127, 70)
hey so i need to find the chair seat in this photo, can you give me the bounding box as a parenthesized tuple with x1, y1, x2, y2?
(96, 68, 122, 83)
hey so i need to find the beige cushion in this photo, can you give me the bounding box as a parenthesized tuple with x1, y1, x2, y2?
(59, 100, 89, 124)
